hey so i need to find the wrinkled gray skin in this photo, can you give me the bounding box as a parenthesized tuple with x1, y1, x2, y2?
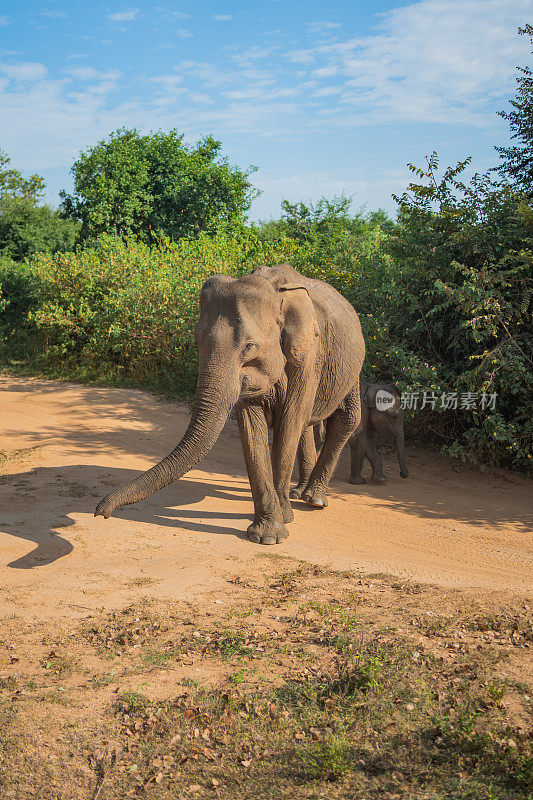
(95, 264, 365, 544)
(291, 382, 408, 494)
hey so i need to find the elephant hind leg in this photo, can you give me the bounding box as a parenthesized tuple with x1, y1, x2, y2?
(394, 417, 409, 478)
(290, 425, 317, 499)
(302, 383, 361, 506)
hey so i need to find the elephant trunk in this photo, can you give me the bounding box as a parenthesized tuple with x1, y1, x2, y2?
(94, 368, 240, 519)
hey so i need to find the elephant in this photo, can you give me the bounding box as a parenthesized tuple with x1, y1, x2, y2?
(95, 263, 366, 545)
(347, 382, 409, 484)
(291, 382, 408, 495)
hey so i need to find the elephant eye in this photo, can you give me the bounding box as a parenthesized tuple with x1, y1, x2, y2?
(242, 342, 258, 359)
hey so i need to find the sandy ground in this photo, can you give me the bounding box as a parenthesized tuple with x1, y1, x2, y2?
(0, 375, 531, 623)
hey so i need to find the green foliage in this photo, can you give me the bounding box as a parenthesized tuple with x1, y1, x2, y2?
(117, 690, 150, 713)
(383, 155, 532, 470)
(60, 128, 258, 242)
(297, 738, 354, 780)
(496, 25, 533, 196)
(0, 232, 298, 394)
(0, 258, 40, 357)
(0, 198, 79, 261)
(0, 150, 79, 261)
(0, 149, 45, 202)
(256, 194, 393, 271)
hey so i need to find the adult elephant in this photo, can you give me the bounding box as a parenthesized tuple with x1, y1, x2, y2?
(95, 264, 365, 544)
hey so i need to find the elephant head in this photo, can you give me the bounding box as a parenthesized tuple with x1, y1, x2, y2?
(95, 269, 318, 519)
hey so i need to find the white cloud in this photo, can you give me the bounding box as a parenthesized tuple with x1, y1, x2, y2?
(175, 61, 236, 87)
(150, 74, 184, 88)
(232, 46, 274, 65)
(292, 0, 531, 126)
(68, 67, 120, 81)
(108, 9, 139, 23)
(241, 67, 276, 87)
(287, 49, 315, 64)
(176, 28, 193, 39)
(189, 93, 213, 104)
(40, 9, 68, 19)
(1, 62, 48, 81)
(313, 86, 342, 97)
(223, 87, 298, 101)
(0, 16, 12, 26)
(306, 21, 340, 34)
(313, 66, 338, 78)
(213, 15, 233, 22)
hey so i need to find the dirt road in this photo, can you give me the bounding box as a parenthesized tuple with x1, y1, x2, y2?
(0, 375, 531, 621)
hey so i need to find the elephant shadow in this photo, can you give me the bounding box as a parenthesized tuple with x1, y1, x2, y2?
(0, 464, 253, 570)
(1, 453, 530, 571)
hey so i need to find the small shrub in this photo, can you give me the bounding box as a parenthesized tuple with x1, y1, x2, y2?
(297, 738, 354, 780)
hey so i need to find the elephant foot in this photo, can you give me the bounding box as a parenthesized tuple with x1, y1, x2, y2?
(289, 483, 307, 500)
(281, 503, 294, 524)
(400, 469, 409, 479)
(372, 474, 387, 483)
(301, 488, 328, 508)
(349, 475, 366, 485)
(247, 519, 289, 545)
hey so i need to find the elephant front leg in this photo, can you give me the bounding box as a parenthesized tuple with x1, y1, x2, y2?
(290, 425, 317, 500)
(349, 428, 367, 485)
(366, 426, 386, 483)
(271, 403, 313, 521)
(237, 404, 288, 545)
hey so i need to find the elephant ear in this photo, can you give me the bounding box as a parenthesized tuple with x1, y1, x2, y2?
(363, 384, 378, 409)
(278, 283, 319, 365)
(364, 384, 401, 414)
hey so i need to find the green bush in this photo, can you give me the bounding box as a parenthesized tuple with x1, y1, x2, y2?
(0, 232, 297, 394)
(0, 257, 41, 360)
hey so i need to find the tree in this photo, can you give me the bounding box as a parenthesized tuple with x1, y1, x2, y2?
(0, 149, 45, 202)
(262, 195, 393, 244)
(60, 129, 259, 242)
(496, 25, 533, 195)
(0, 199, 79, 260)
(0, 150, 78, 260)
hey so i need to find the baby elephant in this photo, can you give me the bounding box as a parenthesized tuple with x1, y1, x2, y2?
(291, 382, 409, 500)
(349, 382, 409, 484)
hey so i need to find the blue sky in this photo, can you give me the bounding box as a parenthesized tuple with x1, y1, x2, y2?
(0, 0, 530, 219)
